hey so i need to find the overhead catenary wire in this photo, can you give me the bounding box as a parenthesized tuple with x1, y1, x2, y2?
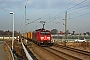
(67, 4, 90, 19)
(29, 0, 87, 24)
(40, 0, 76, 20)
(46, 0, 88, 23)
(68, 4, 90, 13)
(26, 0, 89, 29)
(49, 0, 87, 19)
(67, 0, 87, 10)
(28, 0, 76, 23)
(69, 12, 90, 20)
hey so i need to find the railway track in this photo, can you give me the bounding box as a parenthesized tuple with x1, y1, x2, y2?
(54, 44, 90, 55)
(26, 41, 90, 60)
(43, 47, 82, 60)
(27, 42, 67, 60)
(52, 44, 90, 60)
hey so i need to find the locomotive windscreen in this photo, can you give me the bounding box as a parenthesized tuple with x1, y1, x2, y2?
(40, 31, 50, 35)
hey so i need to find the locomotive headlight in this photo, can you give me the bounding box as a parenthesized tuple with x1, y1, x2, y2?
(41, 37, 44, 40)
(41, 37, 50, 40)
(47, 37, 50, 40)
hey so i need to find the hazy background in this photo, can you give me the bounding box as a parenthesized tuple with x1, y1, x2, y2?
(0, 0, 90, 33)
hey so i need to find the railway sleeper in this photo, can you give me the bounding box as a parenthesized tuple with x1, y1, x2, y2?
(54, 44, 90, 56)
(44, 47, 82, 60)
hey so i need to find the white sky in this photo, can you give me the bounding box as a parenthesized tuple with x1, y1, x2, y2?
(0, 0, 90, 33)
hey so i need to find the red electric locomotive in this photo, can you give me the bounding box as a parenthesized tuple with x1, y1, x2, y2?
(32, 28, 52, 46)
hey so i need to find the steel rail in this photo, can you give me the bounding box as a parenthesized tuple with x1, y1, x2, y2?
(43, 47, 81, 60)
(54, 44, 90, 56)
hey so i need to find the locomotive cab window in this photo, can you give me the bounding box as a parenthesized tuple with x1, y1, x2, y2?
(40, 31, 50, 35)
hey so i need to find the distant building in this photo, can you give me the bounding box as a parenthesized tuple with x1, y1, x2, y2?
(86, 32, 90, 35)
(51, 29, 58, 34)
(60, 31, 64, 34)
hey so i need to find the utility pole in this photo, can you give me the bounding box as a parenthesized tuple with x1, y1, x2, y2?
(63, 11, 67, 46)
(25, 6, 26, 34)
(25, 5, 28, 44)
(25, 5, 27, 39)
